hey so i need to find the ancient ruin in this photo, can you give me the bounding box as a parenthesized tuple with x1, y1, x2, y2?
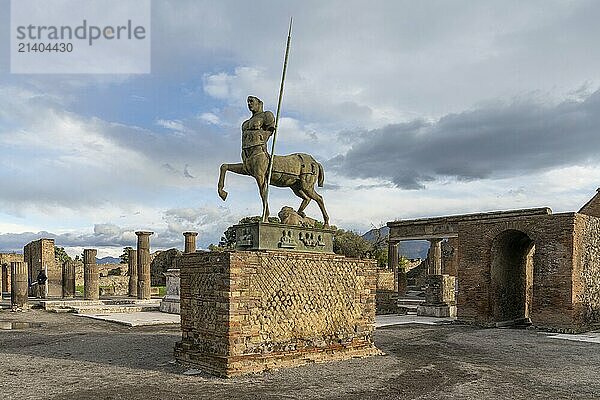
(175, 96, 380, 376)
(136, 231, 153, 300)
(388, 189, 600, 331)
(83, 249, 99, 301)
(24, 238, 59, 297)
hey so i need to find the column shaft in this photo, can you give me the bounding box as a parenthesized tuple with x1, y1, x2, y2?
(429, 239, 443, 275)
(10, 261, 28, 309)
(62, 261, 76, 298)
(183, 232, 198, 254)
(128, 248, 138, 297)
(136, 231, 154, 300)
(83, 249, 99, 300)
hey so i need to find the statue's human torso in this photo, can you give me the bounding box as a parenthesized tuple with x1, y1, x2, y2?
(242, 111, 275, 149)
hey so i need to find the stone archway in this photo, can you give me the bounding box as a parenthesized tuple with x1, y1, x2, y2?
(490, 229, 535, 323)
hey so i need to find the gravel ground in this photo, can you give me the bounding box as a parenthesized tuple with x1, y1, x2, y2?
(1, 310, 599, 400)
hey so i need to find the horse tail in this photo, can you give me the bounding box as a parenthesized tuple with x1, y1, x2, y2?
(317, 161, 324, 187)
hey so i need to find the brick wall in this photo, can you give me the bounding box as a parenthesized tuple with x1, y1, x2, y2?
(573, 214, 600, 327)
(176, 250, 380, 377)
(457, 213, 577, 329)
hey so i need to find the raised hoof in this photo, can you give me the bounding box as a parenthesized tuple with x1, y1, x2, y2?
(297, 210, 306, 218)
(324, 223, 330, 229)
(218, 189, 228, 201)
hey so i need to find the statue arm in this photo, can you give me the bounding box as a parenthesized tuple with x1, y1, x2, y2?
(264, 111, 276, 132)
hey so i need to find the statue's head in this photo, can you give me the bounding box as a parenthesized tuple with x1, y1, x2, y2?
(247, 96, 263, 113)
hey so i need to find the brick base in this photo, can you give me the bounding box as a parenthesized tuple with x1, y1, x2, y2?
(175, 250, 381, 377)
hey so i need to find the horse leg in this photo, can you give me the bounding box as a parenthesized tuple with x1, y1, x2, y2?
(303, 185, 329, 228)
(291, 185, 310, 217)
(218, 163, 245, 200)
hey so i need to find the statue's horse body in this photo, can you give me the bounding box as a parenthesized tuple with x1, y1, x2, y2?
(218, 143, 329, 227)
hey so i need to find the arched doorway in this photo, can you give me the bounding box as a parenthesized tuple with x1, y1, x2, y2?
(490, 230, 534, 324)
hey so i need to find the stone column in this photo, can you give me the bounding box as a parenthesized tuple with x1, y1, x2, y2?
(83, 249, 99, 300)
(62, 261, 76, 298)
(428, 238, 443, 275)
(10, 261, 28, 310)
(388, 241, 401, 293)
(127, 248, 138, 297)
(1, 263, 10, 298)
(183, 231, 198, 254)
(136, 231, 154, 300)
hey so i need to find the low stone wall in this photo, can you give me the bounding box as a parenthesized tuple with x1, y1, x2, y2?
(175, 250, 381, 377)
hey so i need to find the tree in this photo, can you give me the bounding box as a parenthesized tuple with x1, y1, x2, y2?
(332, 228, 374, 259)
(54, 246, 72, 265)
(120, 246, 133, 264)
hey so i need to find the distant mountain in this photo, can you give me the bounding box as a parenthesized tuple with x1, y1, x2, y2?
(361, 226, 389, 243)
(361, 227, 429, 259)
(96, 256, 121, 264)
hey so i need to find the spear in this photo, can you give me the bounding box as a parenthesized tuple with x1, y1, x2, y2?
(262, 17, 292, 222)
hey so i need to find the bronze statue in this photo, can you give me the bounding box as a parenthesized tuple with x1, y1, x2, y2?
(218, 96, 329, 227)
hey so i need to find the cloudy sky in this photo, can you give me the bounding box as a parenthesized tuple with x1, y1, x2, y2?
(1, 0, 600, 257)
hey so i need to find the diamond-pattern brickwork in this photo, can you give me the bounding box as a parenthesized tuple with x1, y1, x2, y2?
(175, 250, 381, 377)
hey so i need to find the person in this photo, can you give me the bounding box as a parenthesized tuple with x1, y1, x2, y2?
(241, 96, 275, 162)
(36, 269, 47, 298)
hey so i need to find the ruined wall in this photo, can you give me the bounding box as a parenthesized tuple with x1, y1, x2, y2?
(457, 213, 577, 329)
(176, 250, 379, 377)
(573, 214, 600, 328)
(73, 262, 128, 296)
(1, 253, 24, 293)
(376, 268, 394, 291)
(24, 239, 59, 297)
(151, 248, 181, 286)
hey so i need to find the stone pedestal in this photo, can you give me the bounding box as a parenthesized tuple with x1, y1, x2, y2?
(62, 261, 76, 298)
(127, 248, 138, 297)
(83, 249, 99, 300)
(10, 261, 28, 310)
(159, 269, 180, 314)
(233, 222, 334, 253)
(183, 231, 198, 254)
(417, 274, 456, 317)
(175, 250, 381, 377)
(136, 231, 153, 300)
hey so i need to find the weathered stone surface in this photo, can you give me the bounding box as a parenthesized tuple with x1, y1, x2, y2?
(62, 261, 76, 298)
(160, 268, 180, 314)
(24, 239, 59, 297)
(424, 275, 456, 305)
(183, 232, 198, 254)
(127, 248, 137, 297)
(233, 221, 334, 254)
(175, 250, 380, 377)
(150, 248, 181, 286)
(83, 249, 99, 301)
(579, 188, 600, 218)
(1, 253, 23, 296)
(136, 231, 153, 300)
(10, 261, 28, 310)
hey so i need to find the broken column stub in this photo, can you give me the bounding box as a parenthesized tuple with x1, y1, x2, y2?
(127, 248, 138, 297)
(83, 249, 99, 300)
(10, 261, 28, 310)
(136, 231, 153, 300)
(417, 274, 457, 318)
(183, 231, 198, 254)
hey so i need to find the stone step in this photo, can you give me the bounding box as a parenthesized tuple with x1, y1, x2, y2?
(71, 304, 160, 314)
(397, 298, 425, 306)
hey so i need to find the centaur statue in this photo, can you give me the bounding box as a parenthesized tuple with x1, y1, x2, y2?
(217, 96, 329, 227)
